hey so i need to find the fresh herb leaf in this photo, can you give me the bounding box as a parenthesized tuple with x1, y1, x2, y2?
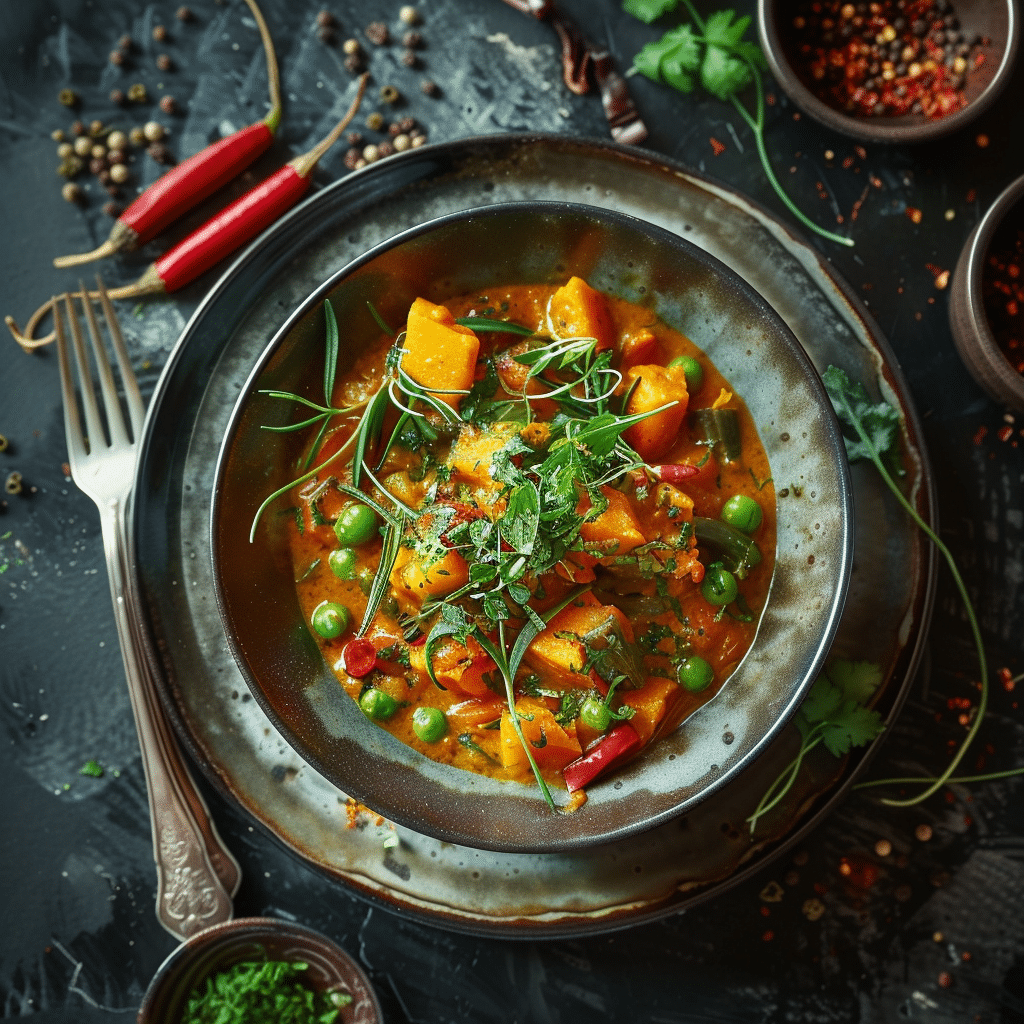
(623, 0, 853, 248)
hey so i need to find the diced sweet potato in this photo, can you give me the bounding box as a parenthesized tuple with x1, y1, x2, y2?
(447, 423, 518, 498)
(499, 696, 581, 772)
(547, 276, 614, 351)
(619, 327, 660, 369)
(622, 363, 689, 461)
(577, 485, 646, 557)
(390, 544, 469, 613)
(424, 636, 499, 699)
(402, 297, 480, 409)
(524, 593, 634, 688)
(619, 677, 681, 744)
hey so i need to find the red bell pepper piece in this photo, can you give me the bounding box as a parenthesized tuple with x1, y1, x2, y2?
(562, 722, 642, 793)
(654, 463, 699, 484)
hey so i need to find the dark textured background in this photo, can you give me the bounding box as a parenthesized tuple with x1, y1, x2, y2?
(1, 1, 1022, 1020)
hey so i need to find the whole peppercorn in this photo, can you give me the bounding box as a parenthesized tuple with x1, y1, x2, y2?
(71, 119, 86, 135)
(387, 121, 401, 136)
(89, 120, 104, 137)
(346, 130, 363, 145)
(5, 472, 24, 495)
(398, 115, 417, 133)
(402, 30, 422, 48)
(153, 24, 169, 42)
(316, 10, 336, 27)
(109, 163, 130, 184)
(156, 54, 173, 71)
(62, 182, 84, 203)
(127, 83, 148, 103)
(400, 49, 419, 68)
(57, 142, 74, 159)
(90, 143, 106, 159)
(51, 128, 66, 142)
(98, 169, 112, 185)
(364, 21, 389, 45)
(377, 139, 395, 158)
(57, 157, 84, 178)
(175, 6, 194, 21)
(380, 84, 401, 105)
(399, 5, 419, 25)
(147, 142, 173, 164)
(143, 120, 166, 141)
(107, 129, 128, 151)
(103, 200, 121, 217)
(107, 148, 127, 166)
(342, 37, 361, 55)
(73, 136, 93, 157)
(392, 133, 411, 152)
(420, 78, 439, 97)
(365, 111, 385, 131)
(343, 53, 364, 74)
(118, 33, 133, 50)
(109, 49, 126, 66)
(89, 157, 107, 175)
(362, 143, 380, 163)
(58, 89, 79, 108)
(129, 126, 147, 146)
(343, 147, 362, 169)
(159, 95, 178, 114)
(110, 88, 127, 105)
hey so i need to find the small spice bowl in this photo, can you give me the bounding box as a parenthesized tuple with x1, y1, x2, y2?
(949, 174, 1024, 412)
(756, 0, 1019, 144)
(137, 917, 383, 1024)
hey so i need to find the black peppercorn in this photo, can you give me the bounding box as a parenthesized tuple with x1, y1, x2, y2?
(147, 142, 173, 163)
(365, 21, 389, 45)
(176, 6, 194, 21)
(343, 53, 364, 73)
(346, 130, 363, 145)
(153, 24, 169, 42)
(110, 88, 126, 105)
(420, 78, 439, 96)
(156, 54, 173, 71)
(109, 49, 125, 66)
(400, 49, 418, 67)
(159, 95, 178, 114)
(316, 10, 336, 27)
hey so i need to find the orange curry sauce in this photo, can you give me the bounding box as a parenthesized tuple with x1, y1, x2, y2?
(286, 278, 776, 804)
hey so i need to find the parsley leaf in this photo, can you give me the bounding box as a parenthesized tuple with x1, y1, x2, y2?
(623, 0, 853, 248)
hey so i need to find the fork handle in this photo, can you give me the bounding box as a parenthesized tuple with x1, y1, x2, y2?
(100, 497, 237, 941)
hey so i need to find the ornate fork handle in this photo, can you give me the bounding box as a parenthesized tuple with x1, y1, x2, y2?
(100, 494, 237, 940)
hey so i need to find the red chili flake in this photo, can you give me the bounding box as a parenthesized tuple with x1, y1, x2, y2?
(938, 971, 954, 988)
(934, 269, 950, 289)
(906, 207, 923, 224)
(762, 930, 775, 942)
(972, 425, 988, 446)
(710, 136, 726, 156)
(998, 425, 1014, 442)
(760, 905, 771, 917)
(342, 638, 377, 677)
(976, 133, 989, 148)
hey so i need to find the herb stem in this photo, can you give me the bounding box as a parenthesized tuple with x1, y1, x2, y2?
(747, 727, 825, 833)
(828, 376, 989, 808)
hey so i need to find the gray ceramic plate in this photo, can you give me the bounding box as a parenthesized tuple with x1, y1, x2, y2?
(131, 134, 935, 936)
(211, 201, 853, 854)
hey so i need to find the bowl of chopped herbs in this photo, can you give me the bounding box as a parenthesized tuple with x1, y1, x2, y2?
(756, 0, 1019, 144)
(137, 917, 382, 1024)
(211, 200, 854, 853)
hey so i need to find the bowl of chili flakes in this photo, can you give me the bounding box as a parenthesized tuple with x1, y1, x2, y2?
(949, 173, 1024, 412)
(757, 0, 1019, 144)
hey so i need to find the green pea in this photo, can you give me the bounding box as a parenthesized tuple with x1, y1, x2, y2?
(359, 688, 399, 720)
(328, 546, 359, 580)
(579, 696, 612, 732)
(333, 502, 380, 546)
(701, 563, 738, 606)
(668, 354, 704, 391)
(412, 706, 448, 742)
(311, 600, 350, 639)
(721, 494, 763, 534)
(677, 656, 714, 693)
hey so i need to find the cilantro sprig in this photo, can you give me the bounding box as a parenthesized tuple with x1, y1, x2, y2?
(747, 659, 884, 834)
(623, 0, 854, 249)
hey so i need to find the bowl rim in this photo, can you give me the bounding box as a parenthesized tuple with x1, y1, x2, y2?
(210, 198, 855, 853)
(952, 172, 1024, 405)
(137, 916, 383, 1023)
(756, 0, 1021, 144)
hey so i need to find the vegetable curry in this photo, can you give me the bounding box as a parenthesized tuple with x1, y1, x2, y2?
(280, 277, 775, 809)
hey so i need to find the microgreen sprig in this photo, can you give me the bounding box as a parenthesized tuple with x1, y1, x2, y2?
(623, 0, 854, 248)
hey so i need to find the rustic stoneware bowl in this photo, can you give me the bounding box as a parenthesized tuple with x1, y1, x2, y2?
(137, 917, 383, 1024)
(211, 201, 854, 853)
(949, 173, 1024, 412)
(757, 0, 1019, 144)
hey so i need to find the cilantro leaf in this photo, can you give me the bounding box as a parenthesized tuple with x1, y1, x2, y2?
(822, 365, 904, 475)
(827, 659, 883, 705)
(622, 0, 679, 23)
(633, 25, 702, 91)
(819, 702, 884, 757)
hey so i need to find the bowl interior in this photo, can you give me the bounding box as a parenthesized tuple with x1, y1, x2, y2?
(137, 918, 382, 1024)
(758, 0, 1019, 143)
(212, 201, 853, 853)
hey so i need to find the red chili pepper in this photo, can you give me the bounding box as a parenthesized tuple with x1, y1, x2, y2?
(654, 463, 699, 484)
(53, 0, 282, 269)
(8, 75, 368, 351)
(342, 638, 378, 678)
(562, 722, 642, 793)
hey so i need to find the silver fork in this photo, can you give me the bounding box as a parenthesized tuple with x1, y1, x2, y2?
(55, 279, 239, 941)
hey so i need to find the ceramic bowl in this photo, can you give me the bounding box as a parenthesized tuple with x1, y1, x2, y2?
(137, 917, 383, 1024)
(949, 174, 1024, 412)
(757, 0, 1019, 144)
(211, 201, 854, 853)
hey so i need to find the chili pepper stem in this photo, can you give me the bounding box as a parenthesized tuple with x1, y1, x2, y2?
(290, 74, 369, 178)
(53, 221, 139, 270)
(7, 267, 164, 352)
(242, 0, 282, 132)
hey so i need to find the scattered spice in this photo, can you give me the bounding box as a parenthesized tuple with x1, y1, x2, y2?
(159, 95, 178, 115)
(365, 20, 389, 45)
(156, 53, 174, 71)
(787, 0, 983, 121)
(380, 84, 401, 105)
(176, 5, 194, 22)
(981, 204, 1024, 375)
(79, 760, 104, 777)
(61, 182, 83, 204)
(153, 23, 169, 42)
(5, 472, 23, 494)
(127, 82, 148, 103)
(58, 88, 78, 107)
(915, 823, 933, 841)
(399, 5, 419, 25)
(709, 136, 726, 155)
(802, 897, 826, 920)
(874, 839, 892, 857)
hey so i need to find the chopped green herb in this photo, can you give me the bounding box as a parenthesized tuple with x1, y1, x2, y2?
(79, 760, 104, 778)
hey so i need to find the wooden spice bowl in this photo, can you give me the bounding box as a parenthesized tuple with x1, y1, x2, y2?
(757, 0, 1019, 144)
(949, 174, 1024, 413)
(137, 917, 383, 1024)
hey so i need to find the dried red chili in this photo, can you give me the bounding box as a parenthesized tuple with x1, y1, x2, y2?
(981, 201, 1024, 376)
(788, 0, 983, 120)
